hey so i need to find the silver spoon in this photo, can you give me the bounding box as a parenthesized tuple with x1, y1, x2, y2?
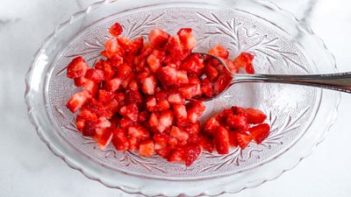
(195, 53, 351, 100)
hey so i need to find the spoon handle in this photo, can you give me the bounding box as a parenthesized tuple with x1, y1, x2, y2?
(233, 72, 351, 93)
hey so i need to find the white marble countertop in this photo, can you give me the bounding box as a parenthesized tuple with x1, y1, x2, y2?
(1, 0, 351, 196)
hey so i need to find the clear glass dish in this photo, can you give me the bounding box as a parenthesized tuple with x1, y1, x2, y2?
(25, 0, 340, 196)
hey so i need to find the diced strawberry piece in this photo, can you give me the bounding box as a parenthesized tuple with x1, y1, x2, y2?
(177, 28, 196, 50)
(128, 136, 138, 151)
(249, 123, 270, 144)
(115, 64, 133, 79)
(170, 126, 189, 142)
(67, 56, 89, 79)
(112, 128, 129, 151)
(78, 109, 98, 122)
(128, 125, 149, 140)
(76, 117, 85, 132)
(182, 121, 201, 135)
(173, 104, 187, 122)
(231, 106, 246, 115)
(209, 45, 229, 59)
(138, 111, 149, 122)
(156, 100, 170, 111)
(98, 90, 114, 103)
(179, 83, 201, 99)
(147, 50, 164, 72)
(165, 36, 189, 63)
(128, 79, 139, 91)
(176, 70, 189, 84)
(203, 116, 220, 135)
(228, 132, 238, 147)
(82, 121, 98, 137)
(205, 64, 219, 80)
(226, 114, 248, 131)
(102, 38, 123, 59)
(119, 118, 134, 128)
(236, 133, 253, 149)
(199, 136, 214, 152)
(74, 77, 98, 94)
(167, 148, 185, 163)
(226, 60, 237, 73)
(85, 68, 104, 83)
(139, 140, 155, 157)
(153, 133, 169, 150)
(109, 22, 123, 37)
(186, 101, 206, 123)
(233, 52, 255, 74)
(106, 78, 122, 92)
(98, 61, 115, 80)
(146, 97, 157, 112)
(200, 78, 214, 98)
(119, 104, 139, 122)
(94, 128, 113, 150)
(213, 72, 232, 96)
(168, 93, 184, 105)
(157, 110, 173, 133)
(148, 29, 170, 49)
(142, 76, 157, 95)
(148, 113, 159, 128)
(128, 37, 144, 54)
(244, 108, 267, 124)
(125, 90, 143, 105)
(66, 90, 91, 112)
(215, 126, 230, 154)
(184, 144, 201, 166)
(158, 66, 178, 86)
(180, 54, 204, 75)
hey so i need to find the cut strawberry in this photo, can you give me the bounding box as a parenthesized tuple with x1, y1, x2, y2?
(106, 78, 122, 92)
(148, 29, 170, 49)
(186, 101, 206, 123)
(112, 128, 129, 151)
(139, 140, 155, 157)
(109, 22, 123, 37)
(168, 93, 185, 105)
(67, 56, 89, 79)
(156, 110, 173, 133)
(178, 83, 201, 99)
(173, 104, 187, 122)
(203, 116, 220, 135)
(249, 123, 270, 144)
(74, 77, 98, 94)
(177, 28, 196, 50)
(119, 104, 139, 122)
(66, 90, 91, 112)
(184, 144, 201, 166)
(236, 133, 253, 149)
(205, 64, 219, 81)
(245, 108, 267, 124)
(170, 126, 189, 142)
(128, 125, 149, 140)
(233, 52, 254, 74)
(94, 128, 113, 150)
(98, 90, 114, 103)
(215, 126, 230, 154)
(85, 68, 104, 83)
(158, 66, 178, 86)
(180, 54, 204, 75)
(225, 113, 248, 131)
(209, 45, 229, 59)
(142, 76, 157, 95)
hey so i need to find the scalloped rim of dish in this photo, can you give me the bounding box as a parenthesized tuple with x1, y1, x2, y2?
(24, 0, 341, 196)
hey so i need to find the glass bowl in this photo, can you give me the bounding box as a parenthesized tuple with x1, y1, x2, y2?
(25, 0, 340, 196)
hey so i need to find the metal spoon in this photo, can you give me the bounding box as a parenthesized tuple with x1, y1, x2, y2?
(195, 52, 351, 100)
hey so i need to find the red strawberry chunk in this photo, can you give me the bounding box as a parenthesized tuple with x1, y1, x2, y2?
(233, 52, 255, 74)
(139, 140, 155, 157)
(85, 68, 104, 83)
(205, 64, 219, 80)
(94, 128, 113, 150)
(173, 104, 187, 122)
(179, 83, 201, 99)
(177, 28, 196, 50)
(106, 78, 122, 92)
(203, 116, 220, 135)
(128, 125, 149, 140)
(112, 128, 129, 151)
(157, 111, 173, 133)
(249, 123, 270, 144)
(98, 90, 114, 103)
(184, 144, 201, 166)
(168, 93, 184, 105)
(67, 56, 89, 79)
(180, 54, 204, 75)
(74, 77, 98, 94)
(158, 66, 178, 86)
(186, 101, 206, 123)
(109, 22, 123, 37)
(66, 90, 91, 112)
(147, 50, 164, 72)
(200, 78, 214, 98)
(119, 104, 139, 122)
(236, 133, 253, 149)
(148, 29, 170, 49)
(142, 76, 157, 95)
(102, 38, 123, 59)
(167, 148, 185, 163)
(209, 45, 229, 59)
(225, 114, 248, 131)
(215, 126, 230, 154)
(170, 126, 189, 142)
(245, 108, 267, 124)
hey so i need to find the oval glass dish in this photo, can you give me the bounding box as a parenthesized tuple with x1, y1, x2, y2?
(25, 0, 340, 196)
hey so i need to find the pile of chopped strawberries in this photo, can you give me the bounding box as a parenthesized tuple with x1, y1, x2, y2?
(65, 22, 270, 166)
